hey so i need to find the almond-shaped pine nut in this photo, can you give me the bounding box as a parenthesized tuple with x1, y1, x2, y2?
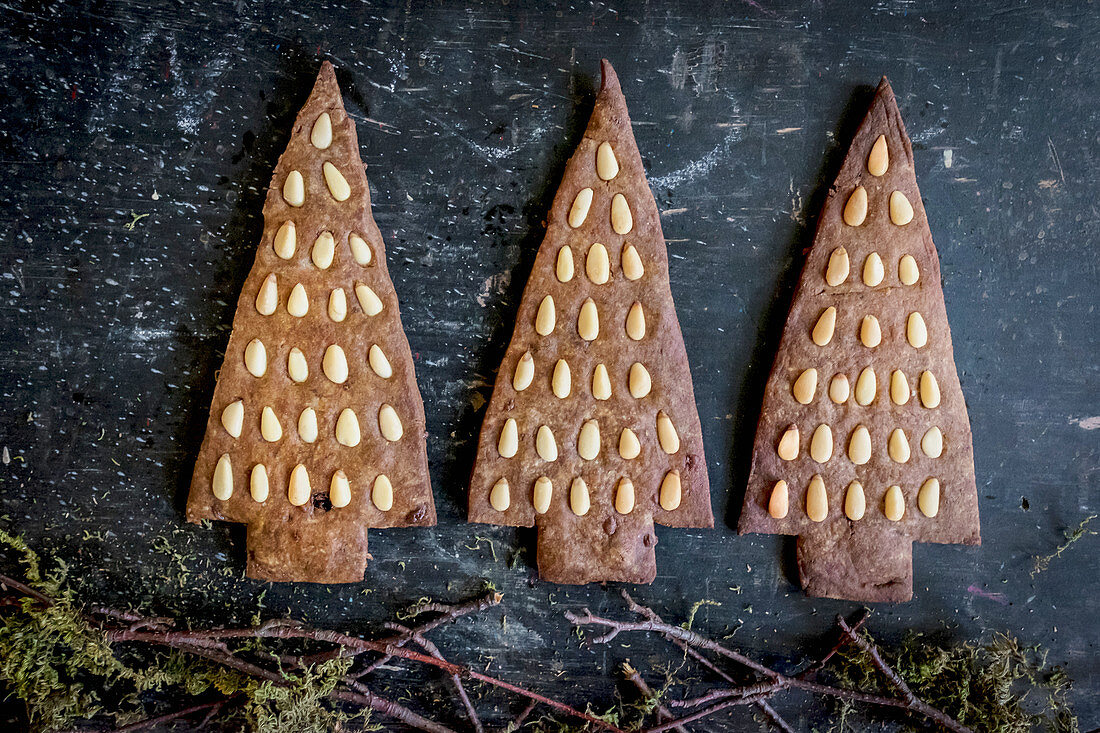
(311, 112, 333, 149)
(629, 362, 651, 399)
(256, 274, 278, 315)
(260, 406, 283, 442)
(592, 363, 611, 401)
(889, 428, 911, 463)
(497, 418, 518, 458)
(287, 348, 309, 383)
(829, 373, 850, 404)
(328, 288, 348, 322)
(273, 220, 296, 259)
(907, 312, 928, 348)
(369, 344, 393, 379)
(660, 470, 682, 511)
(615, 477, 635, 515)
(533, 476, 553, 514)
(889, 190, 914, 225)
(354, 282, 383, 316)
(920, 371, 941, 408)
(621, 244, 644, 281)
(855, 366, 877, 406)
(250, 464, 269, 503)
(626, 302, 645, 341)
(578, 419, 600, 460)
(556, 245, 574, 282)
(329, 469, 351, 508)
(810, 424, 833, 463)
(378, 404, 403, 442)
(868, 134, 889, 176)
(826, 247, 850, 286)
(812, 306, 837, 346)
(288, 464, 311, 506)
(535, 295, 556, 335)
(513, 352, 534, 392)
(848, 425, 872, 465)
(373, 474, 394, 512)
(844, 480, 866, 520)
(890, 370, 910, 405)
(221, 399, 244, 438)
(860, 315, 882, 348)
(311, 231, 336, 269)
(323, 161, 351, 202)
(611, 193, 633, 234)
(552, 359, 571, 398)
(777, 425, 799, 461)
(898, 254, 920, 285)
(570, 477, 591, 516)
(577, 298, 600, 341)
(568, 188, 593, 228)
(793, 368, 818, 405)
(884, 485, 905, 521)
(323, 345, 348, 384)
(245, 338, 267, 377)
(297, 407, 318, 443)
(843, 185, 867, 226)
(287, 283, 309, 317)
(863, 252, 884, 287)
(806, 474, 828, 522)
(586, 242, 610, 285)
(596, 141, 619, 180)
(921, 426, 944, 458)
(918, 478, 940, 518)
(282, 170, 305, 207)
(768, 480, 789, 519)
(656, 411, 680, 454)
(336, 408, 361, 447)
(348, 233, 373, 266)
(212, 454, 233, 500)
(536, 425, 558, 461)
(618, 428, 641, 460)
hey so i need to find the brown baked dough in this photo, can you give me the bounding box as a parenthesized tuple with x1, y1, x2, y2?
(468, 60, 713, 584)
(738, 77, 979, 603)
(186, 62, 435, 583)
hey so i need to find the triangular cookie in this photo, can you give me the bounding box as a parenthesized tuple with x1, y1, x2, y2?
(187, 62, 435, 583)
(739, 78, 979, 602)
(469, 60, 713, 584)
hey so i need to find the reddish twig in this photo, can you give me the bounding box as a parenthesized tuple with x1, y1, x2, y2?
(388, 622, 484, 733)
(797, 608, 870, 680)
(106, 695, 237, 733)
(506, 698, 538, 731)
(622, 662, 687, 733)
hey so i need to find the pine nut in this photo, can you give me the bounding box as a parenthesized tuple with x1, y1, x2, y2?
(536, 425, 558, 461)
(826, 247, 849, 286)
(533, 476, 553, 514)
(907, 312, 928, 348)
(329, 469, 351, 508)
(245, 338, 267, 377)
(378, 404, 403, 442)
(369, 344, 393, 379)
(806, 474, 828, 522)
(288, 464, 311, 506)
(596, 141, 619, 180)
(844, 480, 866, 520)
(829, 374, 850, 404)
(578, 298, 600, 341)
(348, 233, 373, 266)
(355, 282, 383, 316)
(618, 428, 640, 459)
(570, 477, 591, 516)
(578, 419, 600, 460)
(920, 371, 940, 408)
(884, 485, 905, 521)
(323, 161, 351, 202)
(863, 252, 884, 286)
(311, 112, 332, 149)
(586, 242, 610, 284)
(552, 359, 571, 398)
(843, 185, 867, 226)
(373, 474, 394, 512)
(287, 283, 309, 317)
(611, 193, 633, 234)
(336, 408, 361, 447)
(660, 470, 682, 511)
(592, 363, 611, 400)
(311, 231, 335, 269)
(889, 191, 914, 225)
(556, 245, 574, 282)
(212, 454, 233, 500)
(793, 368, 817, 404)
(629, 363, 651, 399)
(898, 254, 920, 285)
(513, 352, 534, 392)
(298, 407, 318, 443)
(273, 221, 296, 259)
(860, 315, 882, 348)
(777, 425, 799, 461)
(918, 478, 940, 518)
(328, 288, 347, 322)
(848, 425, 872, 465)
(768, 480, 788, 519)
(282, 170, 305, 207)
(535, 295, 556, 335)
(810, 424, 833, 463)
(621, 244, 644, 281)
(256, 274, 278, 315)
(250, 464, 269, 503)
(921, 426, 944, 458)
(855, 366, 877, 406)
(888, 428, 911, 463)
(656, 411, 680, 454)
(497, 418, 518, 458)
(867, 134, 889, 176)
(615, 477, 635, 515)
(812, 306, 837, 346)
(626, 302, 645, 341)
(221, 400, 244, 438)
(288, 348, 308, 383)
(260, 406, 282, 442)
(890, 370, 910, 405)
(568, 188, 593, 228)
(323, 345, 348, 384)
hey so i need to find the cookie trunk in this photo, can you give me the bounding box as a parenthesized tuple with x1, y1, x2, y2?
(797, 527, 913, 603)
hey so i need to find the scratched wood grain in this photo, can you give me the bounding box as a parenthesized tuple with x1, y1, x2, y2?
(0, 0, 1096, 729)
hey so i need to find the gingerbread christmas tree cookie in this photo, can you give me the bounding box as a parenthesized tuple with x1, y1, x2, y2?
(187, 62, 435, 583)
(739, 78, 979, 602)
(468, 60, 712, 585)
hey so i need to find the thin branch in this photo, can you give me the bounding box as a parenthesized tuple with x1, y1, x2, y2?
(388, 622, 484, 733)
(622, 662, 687, 733)
(797, 608, 870, 680)
(333, 685, 457, 733)
(506, 698, 537, 731)
(107, 696, 236, 733)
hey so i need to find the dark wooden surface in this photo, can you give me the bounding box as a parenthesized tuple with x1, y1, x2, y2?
(0, 0, 1097, 729)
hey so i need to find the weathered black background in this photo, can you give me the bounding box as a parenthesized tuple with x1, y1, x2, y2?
(0, 0, 1097, 729)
